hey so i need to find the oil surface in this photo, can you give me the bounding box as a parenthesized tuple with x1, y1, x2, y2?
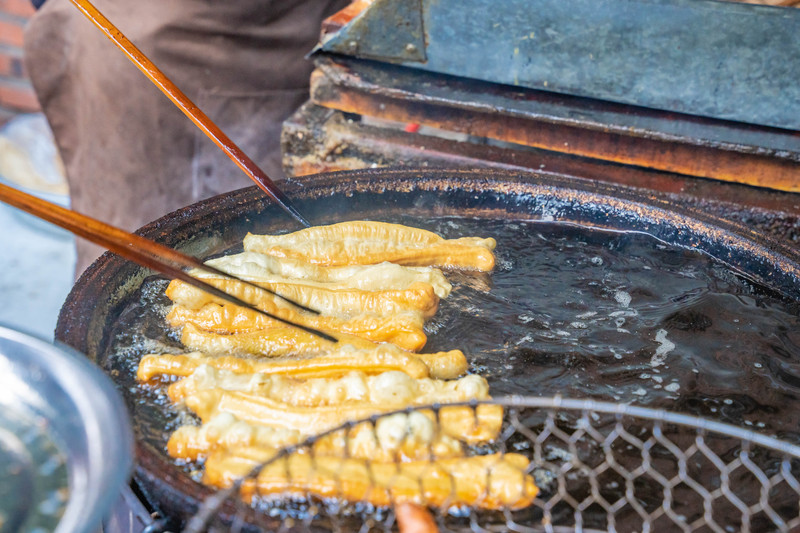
(106, 216, 800, 466)
(427, 219, 800, 440)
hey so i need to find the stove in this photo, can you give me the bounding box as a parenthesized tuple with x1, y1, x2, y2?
(282, 0, 800, 245)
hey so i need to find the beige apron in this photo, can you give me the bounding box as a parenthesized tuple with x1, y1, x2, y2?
(24, 0, 347, 274)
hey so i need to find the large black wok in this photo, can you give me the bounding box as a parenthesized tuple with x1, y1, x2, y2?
(55, 168, 800, 528)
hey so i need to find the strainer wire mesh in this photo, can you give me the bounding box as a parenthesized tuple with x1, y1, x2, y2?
(186, 396, 800, 532)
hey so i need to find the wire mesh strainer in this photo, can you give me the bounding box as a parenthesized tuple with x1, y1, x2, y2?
(186, 396, 800, 533)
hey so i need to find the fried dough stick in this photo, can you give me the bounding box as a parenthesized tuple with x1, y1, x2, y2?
(167, 366, 490, 406)
(168, 411, 464, 462)
(167, 302, 427, 352)
(184, 389, 504, 444)
(178, 324, 468, 379)
(204, 448, 538, 510)
(167, 278, 441, 319)
(137, 348, 431, 382)
(243, 221, 497, 272)
(168, 412, 302, 460)
(200, 252, 453, 299)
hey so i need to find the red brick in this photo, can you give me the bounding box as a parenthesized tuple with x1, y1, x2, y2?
(0, 18, 25, 48)
(0, 0, 35, 19)
(0, 80, 40, 111)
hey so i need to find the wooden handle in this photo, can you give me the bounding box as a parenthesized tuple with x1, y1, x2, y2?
(0, 182, 334, 341)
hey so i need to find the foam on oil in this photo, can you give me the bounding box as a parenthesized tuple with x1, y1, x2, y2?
(106, 216, 800, 464)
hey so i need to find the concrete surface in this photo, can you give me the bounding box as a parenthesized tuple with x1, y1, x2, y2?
(0, 114, 76, 340)
(0, 203, 76, 340)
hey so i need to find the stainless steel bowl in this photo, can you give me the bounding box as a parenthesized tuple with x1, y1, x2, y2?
(0, 325, 133, 533)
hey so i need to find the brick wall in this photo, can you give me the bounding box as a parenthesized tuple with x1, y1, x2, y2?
(0, 0, 38, 125)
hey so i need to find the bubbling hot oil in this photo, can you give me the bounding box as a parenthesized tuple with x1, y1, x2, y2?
(107, 216, 800, 458)
(425, 218, 800, 439)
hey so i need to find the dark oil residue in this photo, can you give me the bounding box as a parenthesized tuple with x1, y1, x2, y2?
(105, 216, 800, 518)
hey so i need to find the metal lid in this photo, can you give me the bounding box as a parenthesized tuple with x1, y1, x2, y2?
(0, 325, 133, 533)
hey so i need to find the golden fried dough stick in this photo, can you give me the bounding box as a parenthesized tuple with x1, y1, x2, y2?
(414, 352, 467, 382)
(168, 412, 301, 460)
(184, 389, 504, 444)
(313, 412, 464, 463)
(204, 448, 538, 510)
(167, 302, 428, 352)
(137, 348, 431, 382)
(200, 252, 453, 299)
(179, 322, 369, 356)
(168, 411, 464, 463)
(178, 324, 468, 379)
(167, 366, 490, 406)
(243, 221, 497, 271)
(167, 278, 440, 319)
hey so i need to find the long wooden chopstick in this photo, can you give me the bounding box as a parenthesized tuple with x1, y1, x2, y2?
(0, 183, 336, 343)
(67, 0, 311, 229)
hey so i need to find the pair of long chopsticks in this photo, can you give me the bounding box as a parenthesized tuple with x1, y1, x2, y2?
(67, 0, 311, 229)
(0, 182, 336, 343)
